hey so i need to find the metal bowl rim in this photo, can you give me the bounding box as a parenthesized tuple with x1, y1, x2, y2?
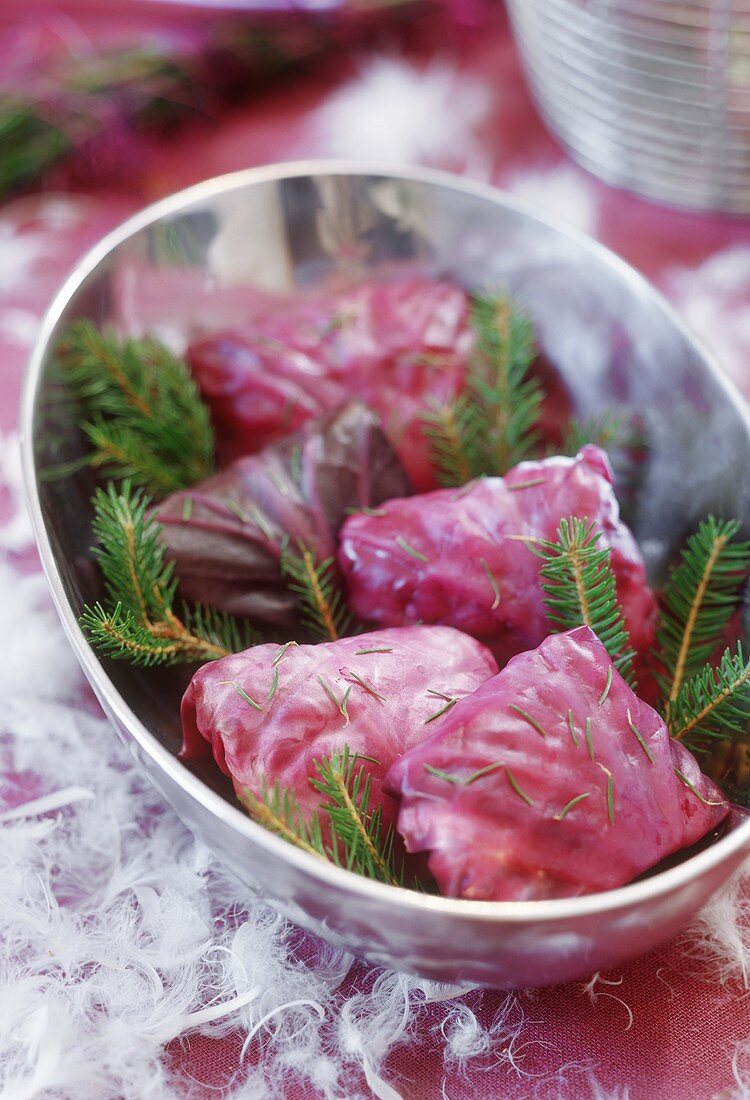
(19, 158, 750, 924)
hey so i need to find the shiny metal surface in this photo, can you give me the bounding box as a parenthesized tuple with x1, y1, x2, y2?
(507, 0, 750, 214)
(20, 162, 750, 989)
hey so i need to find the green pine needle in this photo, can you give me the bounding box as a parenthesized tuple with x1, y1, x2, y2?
(534, 516, 635, 684)
(240, 783, 329, 862)
(670, 644, 750, 751)
(655, 517, 750, 721)
(281, 541, 353, 642)
(81, 480, 259, 666)
(0, 95, 71, 197)
(56, 320, 215, 498)
(422, 395, 479, 488)
(240, 747, 407, 887)
(561, 412, 639, 457)
(422, 293, 542, 487)
(310, 747, 404, 885)
(470, 293, 542, 476)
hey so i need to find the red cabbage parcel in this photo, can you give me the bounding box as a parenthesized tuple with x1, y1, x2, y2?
(338, 445, 657, 668)
(181, 625, 498, 832)
(385, 626, 729, 901)
(152, 400, 410, 631)
(188, 277, 569, 490)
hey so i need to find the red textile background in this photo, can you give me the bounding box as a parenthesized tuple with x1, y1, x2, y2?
(3, 4, 750, 1097)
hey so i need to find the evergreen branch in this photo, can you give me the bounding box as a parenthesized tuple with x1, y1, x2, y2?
(470, 293, 542, 477)
(65, 46, 191, 109)
(421, 396, 481, 488)
(1, 17, 422, 198)
(421, 293, 542, 487)
(80, 602, 187, 667)
(90, 481, 176, 621)
(670, 644, 750, 750)
(56, 320, 215, 498)
(310, 747, 403, 886)
(281, 541, 353, 642)
(561, 412, 637, 456)
(655, 517, 750, 721)
(0, 95, 71, 196)
(239, 785, 329, 862)
(239, 747, 407, 887)
(0, 48, 198, 200)
(84, 418, 192, 497)
(560, 412, 647, 500)
(533, 516, 635, 684)
(81, 481, 259, 666)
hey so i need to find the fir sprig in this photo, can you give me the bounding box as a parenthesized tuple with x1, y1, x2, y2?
(471, 294, 542, 475)
(281, 541, 353, 642)
(534, 516, 635, 684)
(421, 397, 477, 487)
(561, 412, 638, 457)
(310, 748, 402, 885)
(670, 644, 750, 751)
(240, 784, 329, 862)
(0, 48, 200, 199)
(81, 481, 258, 666)
(422, 293, 542, 486)
(65, 46, 192, 116)
(0, 95, 71, 196)
(655, 517, 750, 722)
(561, 412, 647, 498)
(240, 747, 406, 886)
(55, 321, 215, 498)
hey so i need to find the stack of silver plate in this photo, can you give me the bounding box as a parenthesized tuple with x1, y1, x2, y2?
(506, 0, 750, 215)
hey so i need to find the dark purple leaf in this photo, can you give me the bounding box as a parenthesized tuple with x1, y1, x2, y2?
(153, 400, 411, 630)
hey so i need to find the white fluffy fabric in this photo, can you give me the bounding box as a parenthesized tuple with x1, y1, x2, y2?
(314, 56, 491, 170)
(503, 164, 600, 237)
(679, 872, 750, 990)
(665, 246, 750, 392)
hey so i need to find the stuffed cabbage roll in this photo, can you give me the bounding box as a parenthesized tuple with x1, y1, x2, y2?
(181, 626, 498, 831)
(385, 626, 728, 902)
(339, 445, 657, 667)
(152, 400, 411, 630)
(188, 277, 570, 491)
(188, 277, 469, 490)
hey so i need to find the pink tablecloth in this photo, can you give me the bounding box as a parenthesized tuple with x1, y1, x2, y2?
(3, 6, 750, 1099)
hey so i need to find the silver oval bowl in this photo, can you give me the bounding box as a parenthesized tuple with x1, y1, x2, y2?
(20, 162, 750, 989)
